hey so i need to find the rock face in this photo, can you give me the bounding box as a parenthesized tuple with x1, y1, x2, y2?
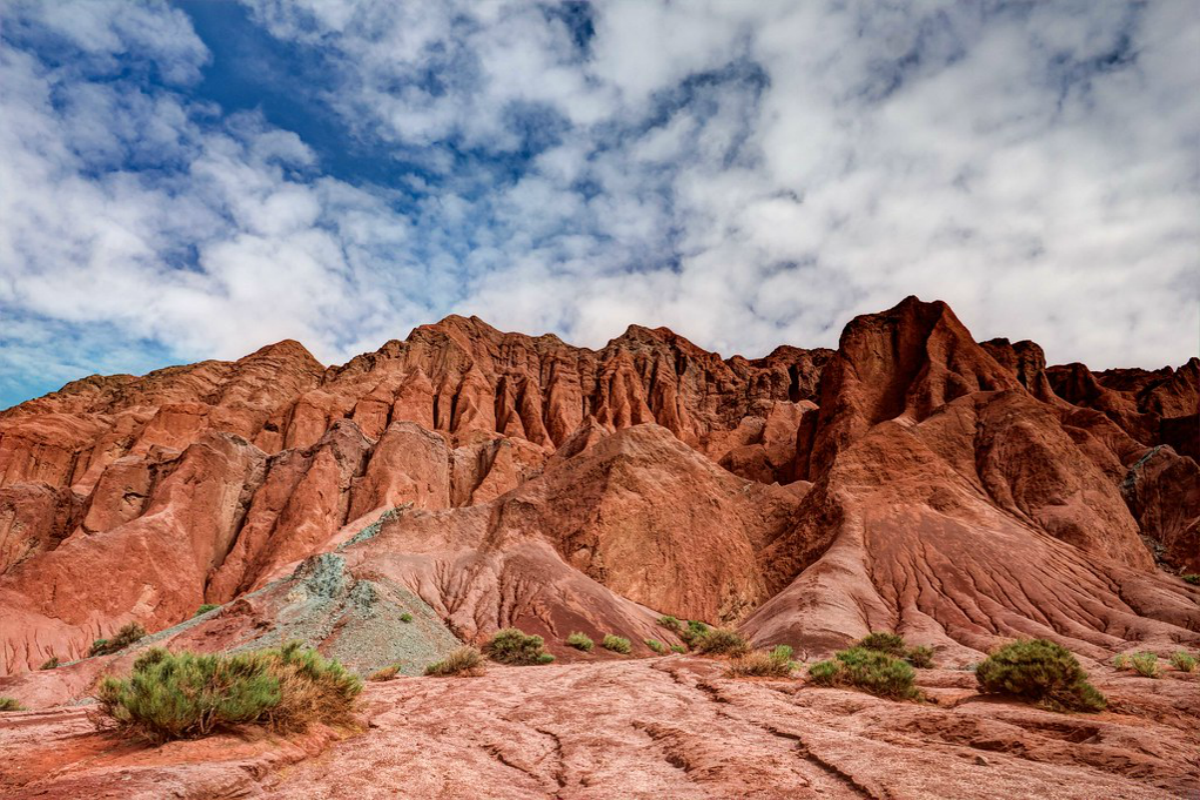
(0, 297, 1196, 681)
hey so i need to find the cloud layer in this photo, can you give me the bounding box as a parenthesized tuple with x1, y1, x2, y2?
(1, 0, 1197, 407)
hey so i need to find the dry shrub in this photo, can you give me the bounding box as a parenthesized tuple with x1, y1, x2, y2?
(425, 646, 485, 677)
(695, 628, 749, 657)
(369, 665, 400, 682)
(727, 645, 796, 678)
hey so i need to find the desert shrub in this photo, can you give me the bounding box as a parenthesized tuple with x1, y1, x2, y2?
(1130, 652, 1160, 678)
(906, 645, 934, 669)
(95, 641, 361, 743)
(487, 629, 551, 665)
(537, 653, 555, 664)
(808, 647, 919, 700)
(1182, 574, 1200, 586)
(645, 638, 666, 654)
(400, 612, 413, 623)
(858, 632, 933, 668)
(657, 615, 682, 633)
(679, 620, 710, 648)
(602, 634, 632, 654)
(1170, 651, 1196, 673)
(425, 646, 484, 677)
(975, 639, 1105, 712)
(728, 645, 797, 678)
(695, 628, 749, 657)
(566, 632, 594, 652)
(194, 604, 219, 617)
(1112, 653, 1130, 670)
(670, 644, 686, 654)
(40, 656, 60, 670)
(0, 697, 22, 712)
(90, 622, 146, 657)
(858, 632, 906, 657)
(132, 648, 169, 672)
(369, 665, 400, 682)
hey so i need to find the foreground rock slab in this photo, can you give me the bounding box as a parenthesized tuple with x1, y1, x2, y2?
(4, 657, 1195, 799)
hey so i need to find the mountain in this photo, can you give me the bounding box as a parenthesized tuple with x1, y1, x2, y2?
(0, 297, 1197, 798)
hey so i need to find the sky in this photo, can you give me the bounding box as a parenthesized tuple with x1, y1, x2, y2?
(0, 0, 1197, 409)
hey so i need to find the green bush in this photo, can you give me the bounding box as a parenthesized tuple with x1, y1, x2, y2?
(657, 615, 682, 632)
(90, 622, 147, 657)
(602, 634, 631, 654)
(537, 653, 556, 664)
(0, 697, 22, 712)
(400, 612, 413, 623)
(40, 656, 60, 670)
(645, 638, 666, 654)
(975, 639, 1105, 712)
(1182, 574, 1200, 586)
(425, 647, 484, 677)
(1112, 653, 1130, 670)
(487, 628, 552, 665)
(808, 647, 919, 700)
(95, 642, 361, 743)
(857, 632, 934, 668)
(728, 645, 797, 678)
(695, 628, 749, 657)
(858, 632, 906, 657)
(1130, 652, 1160, 678)
(566, 632, 594, 652)
(1170, 651, 1196, 673)
(679, 620, 710, 648)
(670, 644, 686, 654)
(194, 604, 219, 618)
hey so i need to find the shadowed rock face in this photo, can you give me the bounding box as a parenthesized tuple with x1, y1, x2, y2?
(0, 297, 1196, 681)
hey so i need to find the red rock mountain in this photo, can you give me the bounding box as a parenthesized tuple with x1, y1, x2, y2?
(0, 297, 1196, 679)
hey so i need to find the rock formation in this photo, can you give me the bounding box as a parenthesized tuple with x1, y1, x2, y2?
(0, 297, 1194, 673)
(1, 296, 1197, 797)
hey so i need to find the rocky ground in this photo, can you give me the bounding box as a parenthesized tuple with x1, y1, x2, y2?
(2, 655, 1197, 799)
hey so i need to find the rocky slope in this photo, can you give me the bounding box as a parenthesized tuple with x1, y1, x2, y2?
(0, 296, 1196, 796)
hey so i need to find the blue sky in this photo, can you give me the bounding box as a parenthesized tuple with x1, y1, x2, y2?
(1, 0, 1197, 409)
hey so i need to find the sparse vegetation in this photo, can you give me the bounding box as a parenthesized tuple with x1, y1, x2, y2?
(670, 644, 686, 654)
(193, 604, 219, 617)
(645, 638, 666, 654)
(566, 632, 594, 652)
(369, 665, 400, 681)
(425, 647, 485, 677)
(1182, 574, 1200, 586)
(39, 656, 60, 670)
(975, 639, 1106, 712)
(0, 697, 22, 712)
(657, 615, 682, 632)
(905, 645, 934, 669)
(694, 628, 749, 657)
(602, 634, 632, 654)
(858, 632, 906, 656)
(728, 645, 797, 678)
(1130, 652, 1160, 678)
(1170, 651, 1196, 673)
(400, 612, 414, 623)
(1112, 653, 1130, 670)
(95, 642, 361, 743)
(857, 632, 934, 668)
(807, 647, 919, 700)
(679, 620, 710, 649)
(89, 622, 146, 657)
(487, 628, 553, 665)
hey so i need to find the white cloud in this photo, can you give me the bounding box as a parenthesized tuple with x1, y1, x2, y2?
(1, 0, 1197, 407)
